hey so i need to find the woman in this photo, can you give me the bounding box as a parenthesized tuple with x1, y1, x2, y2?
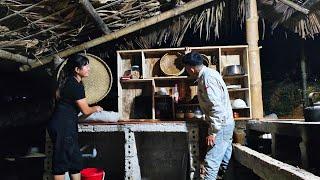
(48, 54, 103, 180)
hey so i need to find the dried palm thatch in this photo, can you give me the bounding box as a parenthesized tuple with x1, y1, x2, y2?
(258, 0, 320, 38)
(0, 0, 164, 60)
(119, 0, 246, 49)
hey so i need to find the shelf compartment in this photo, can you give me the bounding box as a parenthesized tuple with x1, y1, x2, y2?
(120, 81, 153, 120)
(117, 51, 142, 79)
(154, 95, 174, 119)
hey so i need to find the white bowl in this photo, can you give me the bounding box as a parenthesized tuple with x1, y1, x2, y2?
(232, 99, 247, 108)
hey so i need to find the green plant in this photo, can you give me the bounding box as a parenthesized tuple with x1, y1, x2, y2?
(268, 82, 302, 116)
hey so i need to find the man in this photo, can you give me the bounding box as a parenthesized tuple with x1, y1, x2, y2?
(182, 51, 235, 180)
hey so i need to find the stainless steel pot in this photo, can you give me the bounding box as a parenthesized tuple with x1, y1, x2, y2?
(304, 92, 320, 122)
(222, 65, 245, 76)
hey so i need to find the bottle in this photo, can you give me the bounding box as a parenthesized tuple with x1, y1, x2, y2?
(173, 83, 179, 103)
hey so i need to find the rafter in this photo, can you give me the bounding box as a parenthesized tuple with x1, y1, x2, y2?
(0, 49, 36, 64)
(79, 0, 111, 34)
(279, 0, 310, 14)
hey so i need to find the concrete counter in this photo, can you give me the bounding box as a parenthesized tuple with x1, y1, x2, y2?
(77, 120, 200, 180)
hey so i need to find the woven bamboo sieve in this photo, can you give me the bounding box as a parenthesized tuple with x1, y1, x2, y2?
(57, 54, 113, 105)
(160, 52, 185, 76)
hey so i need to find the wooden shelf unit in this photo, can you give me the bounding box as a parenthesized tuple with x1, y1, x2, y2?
(117, 45, 252, 120)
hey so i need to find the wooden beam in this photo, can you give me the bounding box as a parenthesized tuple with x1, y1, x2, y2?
(246, 120, 319, 137)
(0, 49, 36, 64)
(233, 143, 320, 180)
(19, 0, 214, 71)
(279, 0, 310, 14)
(79, 0, 111, 34)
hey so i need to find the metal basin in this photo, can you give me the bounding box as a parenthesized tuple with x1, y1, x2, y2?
(222, 65, 245, 76)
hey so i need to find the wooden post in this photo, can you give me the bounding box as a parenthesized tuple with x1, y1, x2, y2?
(246, 0, 264, 119)
(300, 41, 308, 107)
(79, 0, 111, 34)
(19, 0, 214, 71)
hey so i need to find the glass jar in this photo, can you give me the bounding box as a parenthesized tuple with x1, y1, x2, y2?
(131, 65, 140, 79)
(176, 109, 184, 119)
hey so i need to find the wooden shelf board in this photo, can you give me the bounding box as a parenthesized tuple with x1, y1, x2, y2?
(153, 76, 196, 80)
(232, 107, 250, 110)
(4, 153, 47, 161)
(234, 117, 251, 120)
(117, 45, 248, 54)
(154, 95, 172, 98)
(228, 88, 249, 92)
(176, 104, 199, 106)
(121, 76, 197, 82)
(120, 79, 153, 83)
(223, 74, 248, 79)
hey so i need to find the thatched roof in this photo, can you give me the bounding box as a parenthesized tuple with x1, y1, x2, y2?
(0, 0, 319, 71)
(0, 0, 244, 71)
(258, 0, 320, 38)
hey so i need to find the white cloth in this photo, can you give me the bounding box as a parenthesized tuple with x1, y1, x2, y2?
(79, 111, 119, 122)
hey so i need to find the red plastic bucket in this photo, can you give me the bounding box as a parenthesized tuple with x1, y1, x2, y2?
(81, 168, 105, 180)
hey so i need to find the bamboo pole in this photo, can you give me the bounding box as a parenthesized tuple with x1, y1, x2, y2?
(279, 0, 309, 14)
(246, 0, 264, 119)
(0, 49, 36, 64)
(79, 0, 111, 34)
(19, 0, 214, 71)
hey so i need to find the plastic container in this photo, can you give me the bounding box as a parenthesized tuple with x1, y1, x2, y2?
(194, 107, 203, 119)
(81, 168, 105, 180)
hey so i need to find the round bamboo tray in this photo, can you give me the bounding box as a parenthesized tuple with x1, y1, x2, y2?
(57, 54, 113, 105)
(160, 52, 185, 76)
(200, 54, 210, 66)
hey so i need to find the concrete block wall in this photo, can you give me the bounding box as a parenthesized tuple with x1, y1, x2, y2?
(78, 132, 188, 180)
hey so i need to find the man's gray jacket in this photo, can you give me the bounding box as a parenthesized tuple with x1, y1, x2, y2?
(197, 66, 234, 135)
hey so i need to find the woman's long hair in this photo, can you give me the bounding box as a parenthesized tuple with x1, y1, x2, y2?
(56, 54, 89, 100)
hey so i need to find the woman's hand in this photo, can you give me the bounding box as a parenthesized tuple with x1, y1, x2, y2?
(93, 106, 103, 112)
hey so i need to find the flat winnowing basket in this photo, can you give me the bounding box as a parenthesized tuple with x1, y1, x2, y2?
(160, 52, 185, 76)
(57, 54, 113, 105)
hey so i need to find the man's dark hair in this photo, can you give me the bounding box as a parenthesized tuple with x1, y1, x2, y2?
(182, 51, 203, 66)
